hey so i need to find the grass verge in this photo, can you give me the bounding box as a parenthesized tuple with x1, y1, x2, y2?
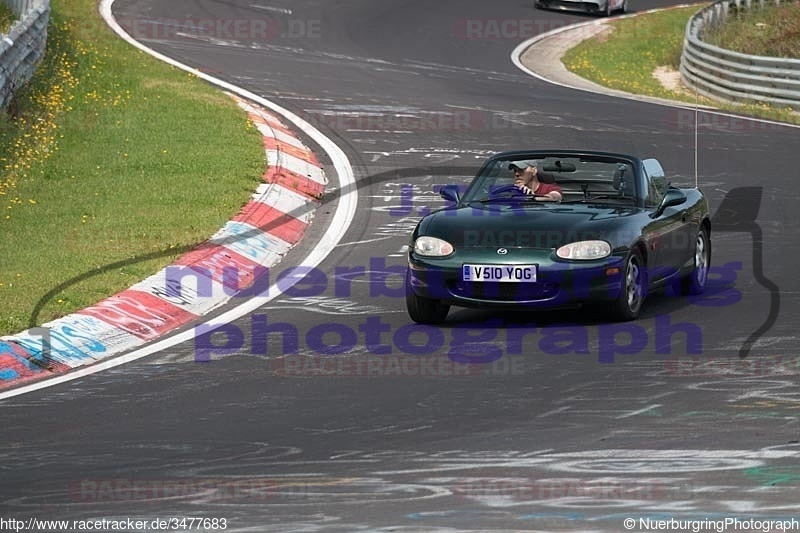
(561, 4, 799, 124)
(0, 0, 265, 336)
(704, 1, 800, 58)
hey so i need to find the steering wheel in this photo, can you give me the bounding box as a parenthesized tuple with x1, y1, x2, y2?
(488, 184, 530, 198)
(488, 184, 551, 201)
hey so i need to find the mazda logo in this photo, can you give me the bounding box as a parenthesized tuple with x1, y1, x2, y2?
(497, 248, 508, 255)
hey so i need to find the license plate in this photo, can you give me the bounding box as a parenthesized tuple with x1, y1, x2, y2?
(461, 264, 537, 282)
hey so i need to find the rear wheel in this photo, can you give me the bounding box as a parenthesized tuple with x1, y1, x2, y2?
(613, 248, 647, 320)
(682, 226, 711, 295)
(405, 269, 450, 324)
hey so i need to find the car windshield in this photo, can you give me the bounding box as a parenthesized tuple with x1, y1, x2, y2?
(462, 155, 637, 204)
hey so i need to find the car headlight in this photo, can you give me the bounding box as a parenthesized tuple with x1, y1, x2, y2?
(556, 240, 611, 260)
(414, 236, 454, 257)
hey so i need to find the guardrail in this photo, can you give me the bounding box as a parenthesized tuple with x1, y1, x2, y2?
(0, 0, 50, 111)
(680, 0, 800, 110)
(6, 0, 37, 14)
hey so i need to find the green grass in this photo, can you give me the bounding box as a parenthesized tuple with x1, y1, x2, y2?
(0, 0, 265, 335)
(563, 6, 701, 99)
(0, 2, 15, 34)
(562, 4, 800, 124)
(703, 1, 800, 58)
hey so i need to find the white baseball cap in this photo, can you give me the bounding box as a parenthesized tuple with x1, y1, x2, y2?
(508, 159, 540, 170)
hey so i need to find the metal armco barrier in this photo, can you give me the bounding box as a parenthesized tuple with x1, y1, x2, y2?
(680, 0, 800, 110)
(0, 0, 50, 110)
(6, 0, 36, 14)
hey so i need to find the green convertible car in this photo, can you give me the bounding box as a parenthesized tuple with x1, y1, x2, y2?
(405, 150, 711, 323)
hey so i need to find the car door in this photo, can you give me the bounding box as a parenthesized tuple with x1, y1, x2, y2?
(642, 159, 691, 282)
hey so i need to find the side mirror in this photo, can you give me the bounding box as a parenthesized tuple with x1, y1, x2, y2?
(439, 184, 461, 203)
(652, 189, 687, 217)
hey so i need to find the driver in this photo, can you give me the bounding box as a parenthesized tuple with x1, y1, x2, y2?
(509, 160, 563, 202)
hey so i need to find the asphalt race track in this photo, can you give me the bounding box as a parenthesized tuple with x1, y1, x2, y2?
(2, 0, 800, 531)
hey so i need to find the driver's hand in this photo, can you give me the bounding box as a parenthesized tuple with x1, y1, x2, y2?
(515, 182, 533, 195)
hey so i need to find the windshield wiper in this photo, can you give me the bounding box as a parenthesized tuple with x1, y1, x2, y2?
(564, 195, 634, 203)
(585, 195, 616, 201)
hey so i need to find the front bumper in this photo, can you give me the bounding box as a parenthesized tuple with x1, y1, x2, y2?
(408, 252, 626, 309)
(537, 0, 607, 13)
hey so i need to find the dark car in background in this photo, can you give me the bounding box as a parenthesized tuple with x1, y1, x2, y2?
(405, 150, 711, 323)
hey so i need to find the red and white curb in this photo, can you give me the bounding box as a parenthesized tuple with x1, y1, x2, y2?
(0, 95, 327, 389)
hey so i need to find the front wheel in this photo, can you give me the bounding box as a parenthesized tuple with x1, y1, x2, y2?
(682, 227, 711, 295)
(613, 248, 647, 320)
(406, 270, 450, 324)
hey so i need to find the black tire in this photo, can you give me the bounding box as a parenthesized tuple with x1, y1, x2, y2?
(619, 0, 628, 13)
(405, 270, 450, 324)
(603, 0, 612, 16)
(682, 226, 711, 295)
(613, 248, 647, 321)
